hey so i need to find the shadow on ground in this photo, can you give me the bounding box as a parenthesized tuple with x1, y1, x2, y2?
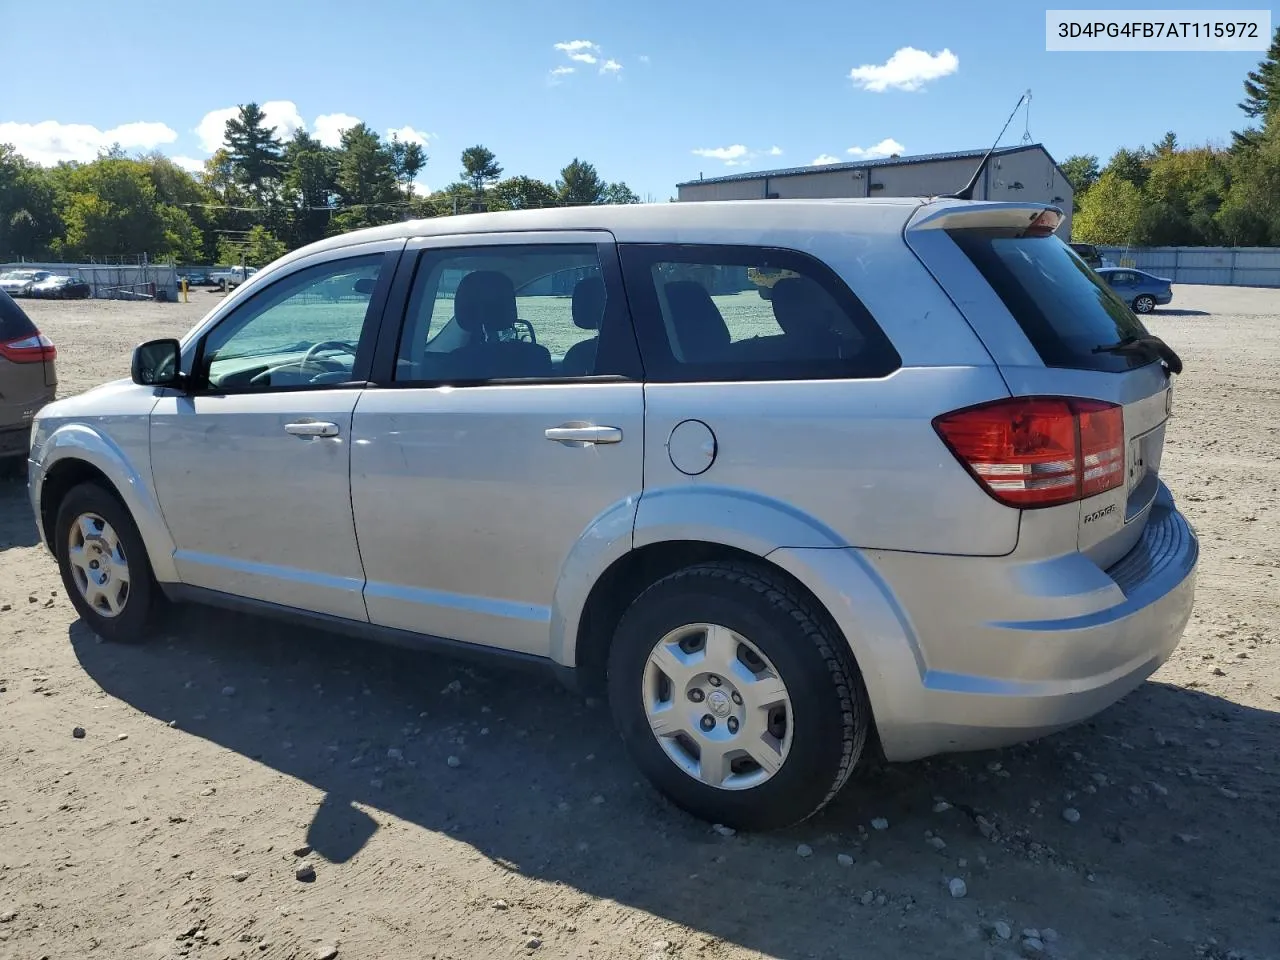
(1154, 308, 1212, 317)
(0, 467, 40, 551)
(72, 608, 1280, 959)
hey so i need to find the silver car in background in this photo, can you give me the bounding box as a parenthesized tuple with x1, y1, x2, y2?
(27, 199, 1197, 830)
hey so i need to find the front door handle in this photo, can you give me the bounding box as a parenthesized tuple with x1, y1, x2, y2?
(284, 420, 339, 438)
(544, 424, 623, 446)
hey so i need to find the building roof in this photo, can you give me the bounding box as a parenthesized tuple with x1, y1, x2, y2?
(677, 143, 1054, 188)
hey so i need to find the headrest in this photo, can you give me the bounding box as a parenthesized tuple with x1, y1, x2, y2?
(455, 271, 517, 335)
(572, 276, 607, 330)
(770, 276, 836, 338)
(663, 281, 731, 360)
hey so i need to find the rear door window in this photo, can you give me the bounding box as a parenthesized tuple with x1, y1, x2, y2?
(946, 229, 1151, 372)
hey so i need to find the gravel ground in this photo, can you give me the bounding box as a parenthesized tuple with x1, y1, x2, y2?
(2, 284, 1279, 960)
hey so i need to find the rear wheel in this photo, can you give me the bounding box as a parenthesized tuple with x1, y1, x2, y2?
(607, 561, 871, 830)
(54, 482, 164, 643)
(1133, 294, 1155, 314)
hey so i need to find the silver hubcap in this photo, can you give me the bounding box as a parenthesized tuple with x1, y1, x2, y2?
(67, 513, 130, 618)
(1136, 297, 1153, 312)
(642, 623, 793, 790)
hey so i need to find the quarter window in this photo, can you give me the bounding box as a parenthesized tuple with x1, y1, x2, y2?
(618, 243, 900, 382)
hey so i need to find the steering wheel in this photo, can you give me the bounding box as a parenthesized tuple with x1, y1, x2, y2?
(503, 319, 537, 344)
(247, 340, 358, 386)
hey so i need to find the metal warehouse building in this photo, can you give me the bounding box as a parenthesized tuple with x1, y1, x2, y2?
(676, 143, 1074, 237)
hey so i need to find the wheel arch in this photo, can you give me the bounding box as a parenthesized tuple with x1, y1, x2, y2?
(34, 425, 177, 582)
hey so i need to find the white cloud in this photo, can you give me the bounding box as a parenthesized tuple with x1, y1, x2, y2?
(849, 47, 958, 92)
(170, 155, 206, 173)
(846, 137, 905, 158)
(387, 125, 430, 148)
(551, 65, 575, 76)
(314, 112, 362, 148)
(600, 59, 622, 74)
(555, 40, 600, 63)
(0, 119, 177, 165)
(194, 100, 304, 152)
(812, 154, 841, 165)
(768, 145, 784, 156)
(693, 144, 749, 163)
(638, 54, 650, 63)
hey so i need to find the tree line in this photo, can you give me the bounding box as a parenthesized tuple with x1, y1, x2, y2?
(1065, 28, 1280, 247)
(0, 105, 642, 266)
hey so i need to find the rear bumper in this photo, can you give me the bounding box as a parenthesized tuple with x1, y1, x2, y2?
(773, 482, 1197, 763)
(0, 424, 32, 458)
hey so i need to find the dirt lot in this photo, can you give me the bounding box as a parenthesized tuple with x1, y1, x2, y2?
(2, 286, 1279, 960)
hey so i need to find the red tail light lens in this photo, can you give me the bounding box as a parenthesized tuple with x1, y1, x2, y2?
(0, 333, 57, 363)
(934, 397, 1124, 508)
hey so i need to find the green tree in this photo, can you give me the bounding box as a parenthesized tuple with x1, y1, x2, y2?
(1072, 170, 1142, 245)
(283, 130, 337, 247)
(224, 103, 284, 195)
(1152, 131, 1178, 155)
(216, 224, 287, 267)
(1060, 154, 1100, 203)
(389, 135, 427, 199)
(601, 181, 642, 204)
(460, 145, 502, 198)
(1218, 124, 1280, 243)
(557, 158, 606, 205)
(159, 205, 205, 262)
(1233, 26, 1280, 149)
(59, 157, 167, 257)
(0, 144, 62, 258)
(1103, 147, 1150, 191)
(490, 175, 560, 210)
(1132, 202, 1194, 246)
(332, 123, 400, 232)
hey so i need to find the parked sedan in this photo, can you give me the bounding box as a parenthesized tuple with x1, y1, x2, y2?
(0, 270, 53, 297)
(30, 275, 92, 300)
(1096, 267, 1173, 314)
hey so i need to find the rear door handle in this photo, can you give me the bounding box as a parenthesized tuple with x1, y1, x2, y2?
(284, 420, 340, 438)
(544, 424, 623, 445)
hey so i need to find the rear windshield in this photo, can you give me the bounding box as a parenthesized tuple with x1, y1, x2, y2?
(0, 289, 37, 341)
(947, 228, 1150, 372)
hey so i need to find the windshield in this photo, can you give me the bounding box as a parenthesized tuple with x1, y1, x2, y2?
(947, 228, 1151, 372)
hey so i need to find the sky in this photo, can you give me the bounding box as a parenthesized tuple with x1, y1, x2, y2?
(0, 0, 1267, 198)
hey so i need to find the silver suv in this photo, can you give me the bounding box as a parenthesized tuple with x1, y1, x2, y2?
(28, 199, 1198, 830)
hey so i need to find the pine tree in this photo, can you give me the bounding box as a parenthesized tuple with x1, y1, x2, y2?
(1233, 27, 1280, 149)
(223, 103, 284, 195)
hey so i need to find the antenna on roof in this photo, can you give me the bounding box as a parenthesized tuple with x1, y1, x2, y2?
(940, 89, 1031, 201)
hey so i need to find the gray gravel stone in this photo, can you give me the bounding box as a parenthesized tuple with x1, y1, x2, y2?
(948, 877, 968, 898)
(386, 748, 403, 761)
(492, 899, 509, 910)
(446, 755, 461, 768)
(295, 863, 316, 882)
(1062, 807, 1081, 823)
(711, 824, 736, 837)
(315, 946, 338, 960)
(1021, 937, 1045, 956)
(870, 817, 889, 831)
(1022, 928, 1041, 940)
(0, 911, 16, 924)
(860, 891, 875, 906)
(837, 853, 854, 867)
(72, 727, 85, 739)
(796, 843, 813, 858)
(927, 836, 947, 850)
(231, 870, 249, 882)
(524, 936, 542, 950)
(992, 921, 1012, 940)
(293, 845, 312, 857)
(932, 801, 952, 813)
(1041, 929, 1059, 943)
(221, 686, 236, 697)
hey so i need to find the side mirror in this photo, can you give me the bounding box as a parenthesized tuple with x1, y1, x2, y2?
(131, 338, 183, 388)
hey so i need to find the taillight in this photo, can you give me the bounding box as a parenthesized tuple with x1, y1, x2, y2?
(934, 397, 1124, 508)
(0, 333, 57, 363)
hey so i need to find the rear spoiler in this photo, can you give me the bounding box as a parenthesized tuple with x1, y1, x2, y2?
(907, 201, 1064, 234)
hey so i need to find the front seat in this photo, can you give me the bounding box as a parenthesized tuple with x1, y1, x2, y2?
(561, 276, 606, 376)
(662, 281, 731, 363)
(448, 270, 553, 379)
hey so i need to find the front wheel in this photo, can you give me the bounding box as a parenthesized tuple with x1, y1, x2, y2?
(54, 482, 165, 643)
(607, 562, 872, 831)
(1133, 295, 1156, 314)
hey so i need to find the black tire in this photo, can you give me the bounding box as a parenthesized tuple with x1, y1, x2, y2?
(607, 561, 871, 831)
(1133, 295, 1155, 314)
(54, 482, 165, 643)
